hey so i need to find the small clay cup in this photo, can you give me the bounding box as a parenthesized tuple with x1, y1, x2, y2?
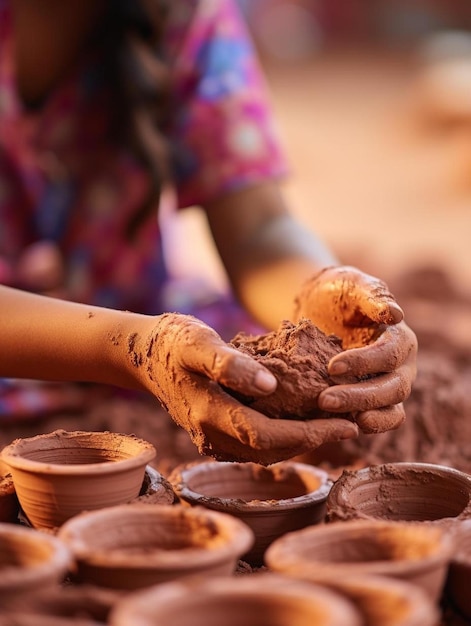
(0, 584, 121, 623)
(169, 459, 332, 565)
(445, 518, 471, 619)
(274, 572, 439, 626)
(0, 523, 72, 599)
(0, 430, 156, 529)
(109, 573, 363, 626)
(0, 459, 19, 523)
(57, 502, 255, 590)
(327, 462, 471, 525)
(264, 518, 454, 602)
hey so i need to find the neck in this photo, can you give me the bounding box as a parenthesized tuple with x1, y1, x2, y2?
(11, 0, 108, 105)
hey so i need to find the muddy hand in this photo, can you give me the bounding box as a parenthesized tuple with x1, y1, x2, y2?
(294, 266, 418, 434)
(293, 265, 404, 348)
(135, 313, 359, 464)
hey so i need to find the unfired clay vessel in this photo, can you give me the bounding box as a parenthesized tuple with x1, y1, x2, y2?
(0, 522, 72, 599)
(57, 502, 254, 590)
(264, 518, 454, 602)
(0, 584, 121, 624)
(0, 459, 19, 523)
(169, 459, 332, 565)
(270, 572, 440, 626)
(109, 573, 364, 626)
(327, 462, 471, 525)
(445, 518, 471, 619)
(0, 430, 156, 529)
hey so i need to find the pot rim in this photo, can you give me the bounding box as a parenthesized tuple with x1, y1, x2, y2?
(0, 523, 72, 588)
(328, 461, 471, 521)
(173, 460, 333, 512)
(264, 519, 455, 575)
(277, 571, 439, 625)
(336, 461, 471, 484)
(57, 503, 255, 569)
(110, 573, 363, 626)
(0, 430, 156, 476)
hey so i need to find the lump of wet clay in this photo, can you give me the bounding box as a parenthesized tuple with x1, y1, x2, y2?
(229, 318, 357, 421)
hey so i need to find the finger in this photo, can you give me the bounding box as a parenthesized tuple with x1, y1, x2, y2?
(176, 320, 277, 396)
(193, 386, 359, 465)
(231, 410, 359, 452)
(358, 291, 404, 326)
(328, 324, 416, 380)
(355, 403, 406, 434)
(330, 266, 403, 326)
(318, 371, 411, 413)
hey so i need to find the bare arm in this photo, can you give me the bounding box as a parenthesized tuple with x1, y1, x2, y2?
(0, 285, 360, 464)
(205, 182, 338, 330)
(204, 182, 418, 434)
(0, 285, 151, 389)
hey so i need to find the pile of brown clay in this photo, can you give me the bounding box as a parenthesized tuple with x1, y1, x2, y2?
(229, 318, 356, 421)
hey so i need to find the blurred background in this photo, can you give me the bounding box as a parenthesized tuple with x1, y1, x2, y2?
(166, 0, 471, 299)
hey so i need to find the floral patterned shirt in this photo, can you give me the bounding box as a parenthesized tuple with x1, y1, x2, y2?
(0, 0, 288, 418)
(0, 0, 288, 312)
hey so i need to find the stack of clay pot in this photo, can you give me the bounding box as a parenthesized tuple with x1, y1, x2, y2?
(0, 431, 469, 624)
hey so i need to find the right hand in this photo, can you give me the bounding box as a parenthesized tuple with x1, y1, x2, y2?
(133, 313, 359, 465)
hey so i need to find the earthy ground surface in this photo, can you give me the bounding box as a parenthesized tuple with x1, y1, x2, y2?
(1, 46, 471, 625)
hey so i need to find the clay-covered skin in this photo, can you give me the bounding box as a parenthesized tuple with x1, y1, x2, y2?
(229, 319, 357, 422)
(125, 313, 359, 465)
(293, 266, 403, 349)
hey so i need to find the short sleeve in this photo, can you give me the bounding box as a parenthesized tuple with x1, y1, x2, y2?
(164, 0, 290, 209)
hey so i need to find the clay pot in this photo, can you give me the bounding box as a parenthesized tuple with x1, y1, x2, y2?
(272, 572, 439, 626)
(327, 462, 471, 525)
(0, 459, 19, 523)
(264, 518, 454, 602)
(0, 584, 121, 624)
(57, 502, 254, 590)
(0, 616, 102, 626)
(445, 518, 471, 619)
(169, 459, 332, 565)
(109, 573, 363, 626)
(134, 465, 176, 505)
(0, 430, 156, 530)
(0, 523, 72, 599)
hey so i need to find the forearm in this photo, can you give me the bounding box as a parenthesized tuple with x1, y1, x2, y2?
(205, 183, 339, 330)
(232, 215, 339, 329)
(0, 285, 151, 390)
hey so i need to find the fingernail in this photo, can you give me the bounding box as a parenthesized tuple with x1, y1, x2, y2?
(330, 361, 348, 376)
(254, 369, 277, 392)
(388, 302, 403, 324)
(321, 395, 341, 410)
(340, 423, 359, 439)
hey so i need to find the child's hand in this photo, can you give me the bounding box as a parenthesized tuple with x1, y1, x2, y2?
(294, 266, 418, 434)
(135, 313, 358, 464)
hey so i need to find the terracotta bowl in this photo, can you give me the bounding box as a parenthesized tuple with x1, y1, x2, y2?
(0, 523, 72, 599)
(0, 459, 19, 523)
(0, 616, 102, 626)
(264, 518, 454, 602)
(169, 459, 332, 565)
(445, 518, 471, 619)
(57, 502, 254, 590)
(272, 572, 439, 626)
(0, 584, 121, 623)
(109, 573, 363, 626)
(0, 430, 156, 530)
(327, 462, 471, 525)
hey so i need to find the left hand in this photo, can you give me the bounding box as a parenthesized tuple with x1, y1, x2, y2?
(293, 266, 418, 433)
